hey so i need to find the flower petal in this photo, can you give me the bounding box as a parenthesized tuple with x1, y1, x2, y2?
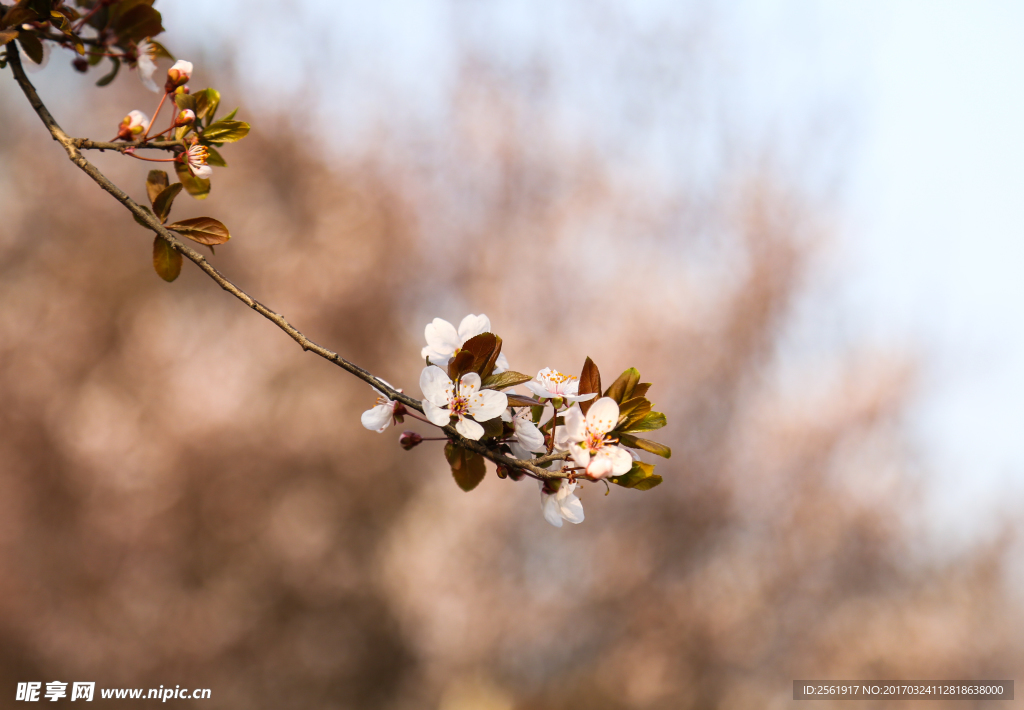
(423, 399, 452, 427)
(459, 372, 482, 396)
(424, 318, 460, 359)
(466, 388, 508, 422)
(585, 397, 620, 435)
(570, 443, 590, 469)
(455, 416, 484, 440)
(524, 380, 553, 399)
(561, 407, 587, 442)
(419, 365, 452, 407)
(514, 418, 546, 453)
(608, 445, 634, 474)
(587, 455, 615, 479)
(541, 489, 565, 528)
(556, 482, 585, 524)
(457, 313, 491, 341)
(360, 404, 393, 433)
(493, 352, 510, 375)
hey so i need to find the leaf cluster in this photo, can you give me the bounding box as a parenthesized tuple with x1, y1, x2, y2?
(142, 169, 230, 282)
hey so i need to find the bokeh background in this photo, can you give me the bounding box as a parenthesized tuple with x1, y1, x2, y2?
(1, 1, 1022, 707)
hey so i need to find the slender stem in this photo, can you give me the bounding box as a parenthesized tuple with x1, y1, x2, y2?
(403, 411, 437, 426)
(140, 91, 168, 142)
(73, 0, 105, 33)
(4, 43, 575, 482)
(125, 153, 176, 163)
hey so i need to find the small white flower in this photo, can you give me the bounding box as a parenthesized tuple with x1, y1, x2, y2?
(360, 380, 400, 433)
(501, 407, 546, 460)
(185, 139, 212, 180)
(420, 314, 510, 374)
(525, 368, 596, 403)
(136, 39, 159, 92)
(540, 480, 585, 528)
(165, 59, 193, 90)
(558, 397, 633, 479)
(420, 365, 507, 440)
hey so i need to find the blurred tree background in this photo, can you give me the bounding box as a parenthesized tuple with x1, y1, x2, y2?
(0, 1, 1020, 708)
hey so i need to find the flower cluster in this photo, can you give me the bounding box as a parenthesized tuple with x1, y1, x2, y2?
(362, 314, 670, 527)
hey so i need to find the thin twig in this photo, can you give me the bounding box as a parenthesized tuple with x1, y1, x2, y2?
(73, 138, 182, 152)
(5, 42, 576, 482)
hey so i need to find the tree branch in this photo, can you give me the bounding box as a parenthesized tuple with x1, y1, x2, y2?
(5, 40, 575, 482)
(73, 138, 183, 152)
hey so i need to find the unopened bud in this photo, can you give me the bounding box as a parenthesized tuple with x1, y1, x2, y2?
(174, 84, 190, 97)
(399, 431, 423, 450)
(116, 110, 149, 141)
(72, 57, 88, 73)
(174, 109, 196, 127)
(164, 60, 193, 91)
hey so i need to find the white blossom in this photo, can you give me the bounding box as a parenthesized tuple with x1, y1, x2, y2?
(420, 366, 507, 440)
(540, 480, 585, 528)
(360, 380, 399, 433)
(136, 39, 159, 92)
(185, 139, 212, 180)
(165, 59, 193, 89)
(558, 397, 633, 479)
(501, 407, 546, 460)
(525, 368, 596, 402)
(420, 314, 509, 374)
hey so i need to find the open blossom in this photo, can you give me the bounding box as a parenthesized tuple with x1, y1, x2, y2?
(502, 407, 546, 460)
(525, 368, 596, 402)
(165, 60, 193, 91)
(421, 314, 509, 374)
(184, 138, 212, 180)
(360, 380, 400, 433)
(136, 39, 159, 92)
(116, 110, 150, 140)
(558, 397, 632, 479)
(420, 366, 507, 440)
(540, 480, 585, 528)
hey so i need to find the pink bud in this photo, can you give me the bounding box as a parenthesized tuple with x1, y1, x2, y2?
(174, 109, 196, 127)
(399, 431, 423, 450)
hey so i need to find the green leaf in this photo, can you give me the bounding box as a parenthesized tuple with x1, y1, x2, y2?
(0, 29, 18, 44)
(148, 39, 173, 60)
(173, 91, 197, 113)
(48, 9, 68, 31)
(151, 183, 182, 223)
(578, 356, 602, 415)
(146, 169, 169, 206)
(616, 433, 671, 459)
(616, 396, 653, 430)
(152, 235, 181, 282)
(16, 30, 43, 64)
(481, 370, 532, 390)
(113, 3, 162, 43)
(506, 393, 538, 408)
(175, 161, 210, 200)
(444, 442, 487, 492)
(621, 411, 666, 433)
(205, 146, 227, 167)
(612, 461, 663, 491)
(478, 416, 504, 440)
(95, 56, 120, 87)
(201, 119, 249, 144)
(194, 87, 220, 123)
(631, 383, 652, 399)
(604, 367, 641, 404)
(220, 107, 238, 122)
(166, 216, 230, 245)
(2, 6, 38, 29)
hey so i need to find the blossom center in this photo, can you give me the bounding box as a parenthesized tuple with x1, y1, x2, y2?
(449, 394, 470, 417)
(584, 430, 615, 454)
(542, 371, 576, 393)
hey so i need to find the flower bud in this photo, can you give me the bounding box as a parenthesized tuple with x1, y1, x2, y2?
(72, 57, 88, 73)
(174, 84, 190, 97)
(116, 110, 150, 141)
(399, 431, 423, 450)
(164, 60, 193, 91)
(174, 109, 196, 127)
